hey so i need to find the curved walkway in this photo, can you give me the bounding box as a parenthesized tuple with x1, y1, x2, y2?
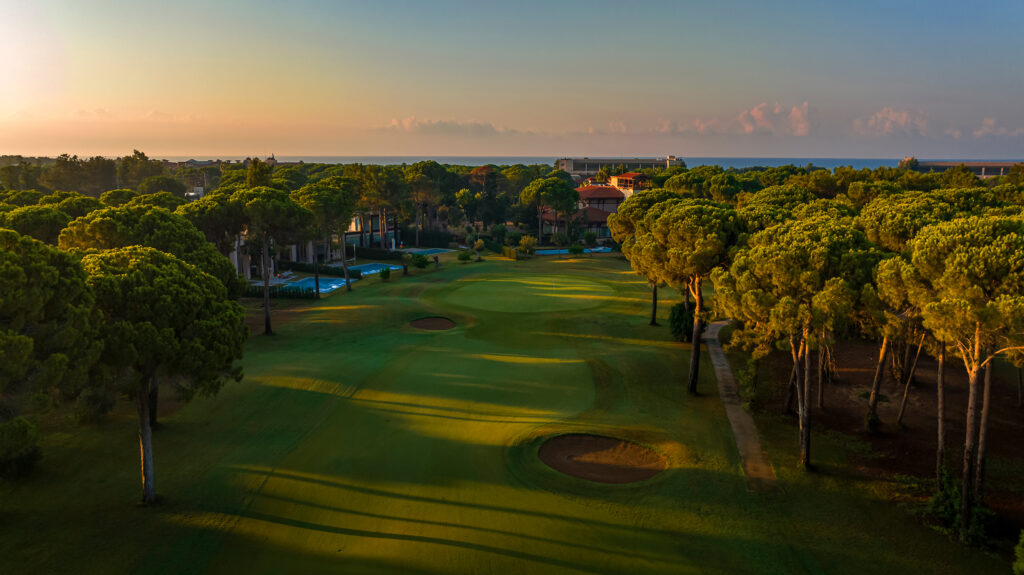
(703, 321, 779, 492)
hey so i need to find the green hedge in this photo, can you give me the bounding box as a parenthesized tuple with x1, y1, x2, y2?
(355, 246, 404, 260)
(244, 284, 318, 299)
(399, 227, 454, 248)
(482, 238, 503, 253)
(278, 260, 362, 279)
(0, 417, 41, 478)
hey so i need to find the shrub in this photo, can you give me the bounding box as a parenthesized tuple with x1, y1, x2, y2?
(277, 260, 362, 279)
(490, 224, 507, 244)
(458, 250, 473, 263)
(379, 266, 391, 281)
(0, 417, 42, 478)
(473, 239, 485, 261)
(552, 232, 568, 246)
(568, 244, 584, 256)
(482, 238, 503, 253)
(928, 471, 997, 544)
(583, 231, 598, 248)
(1014, 530, 1024, 575)
(507, 231, 522, 247)
(669, 302, 694, 342)
(518, 235, 537, 254)
(354, 246, 403, 260)
(413, 253, 429, 268)
(401, 253, 412, 275)
(73, 387, 116, 423)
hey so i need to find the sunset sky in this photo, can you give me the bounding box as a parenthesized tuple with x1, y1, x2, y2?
(3, 0, 1024, 159)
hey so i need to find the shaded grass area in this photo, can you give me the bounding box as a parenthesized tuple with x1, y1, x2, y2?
(0, 255, 1008, 574)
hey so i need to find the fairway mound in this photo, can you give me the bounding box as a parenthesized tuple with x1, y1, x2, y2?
(410, 316, 456, 330)
(539, 433, 667, 484)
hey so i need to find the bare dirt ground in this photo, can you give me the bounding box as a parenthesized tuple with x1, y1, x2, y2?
(538, 433, 668, 484)
(754, 337, 1024, 535)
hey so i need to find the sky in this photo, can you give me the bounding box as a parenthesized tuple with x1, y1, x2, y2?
(2, 0, 1024, 159)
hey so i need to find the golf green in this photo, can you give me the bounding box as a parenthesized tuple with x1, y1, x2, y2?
(441, 274, 615, 312)
(0, 257, 1006, 575)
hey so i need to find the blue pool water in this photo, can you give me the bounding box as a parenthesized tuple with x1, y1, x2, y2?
(288, 276, 356, 293)
(410, 248, 450, 256)
(348, 262, 404, 275)
(536, 247, 613, 256)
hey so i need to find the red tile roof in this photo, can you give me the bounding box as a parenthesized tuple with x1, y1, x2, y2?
(615, 171, 644, 179)
(576, 185, 625, 200)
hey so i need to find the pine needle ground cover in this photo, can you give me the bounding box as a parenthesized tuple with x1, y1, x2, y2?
(0, 256, 1005, 574)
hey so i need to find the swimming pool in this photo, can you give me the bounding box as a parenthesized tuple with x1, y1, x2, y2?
(348, 263, 404, 275)
(287, 276, 356, 293)
(410, 248, 451, 256)
(535, 247, 613, 255)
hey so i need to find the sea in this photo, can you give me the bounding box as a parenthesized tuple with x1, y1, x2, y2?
(160, 156, 1008, 170)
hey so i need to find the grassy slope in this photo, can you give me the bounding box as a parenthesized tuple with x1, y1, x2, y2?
(0, 255, 1007, 574)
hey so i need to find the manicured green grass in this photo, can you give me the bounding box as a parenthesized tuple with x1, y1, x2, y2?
(0, 255, 1008, 574)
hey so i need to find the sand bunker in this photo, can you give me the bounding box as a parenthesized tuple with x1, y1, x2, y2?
(410, 316, 456, 330)
(538, 433, 667, 484)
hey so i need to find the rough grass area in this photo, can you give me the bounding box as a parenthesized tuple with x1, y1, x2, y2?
(0, 255, 1008, 574)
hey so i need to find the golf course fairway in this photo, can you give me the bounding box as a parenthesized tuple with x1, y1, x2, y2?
(0, 256, 1005, 574)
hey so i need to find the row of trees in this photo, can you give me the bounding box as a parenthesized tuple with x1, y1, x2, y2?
(1, 220, 246, 502)
(609, 162, 1024, 543)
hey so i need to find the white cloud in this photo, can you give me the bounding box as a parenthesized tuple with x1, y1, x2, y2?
(789, 102, 809, 136)
(971, 117, 1024, 138)
(387, 116, 518, 137)
(659, 101, 811, 137)
(854, 107, 928, 136)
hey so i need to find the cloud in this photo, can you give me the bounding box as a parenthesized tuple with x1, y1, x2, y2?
(971, 117, 1024, 138)
(854, 107, 928, 136)
(658, 101, 811, 137)
(387, 116, 519, 137)
(607, 120, 628, 134)
(789, 102, 809, 136)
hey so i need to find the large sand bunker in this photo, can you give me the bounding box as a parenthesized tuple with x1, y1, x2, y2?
(410, 316, 456, 330)
(538, 433, 667, 484)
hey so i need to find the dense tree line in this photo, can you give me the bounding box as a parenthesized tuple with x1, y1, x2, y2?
(609, 159, 1024, 543)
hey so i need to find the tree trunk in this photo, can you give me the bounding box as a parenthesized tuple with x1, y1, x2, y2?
(865, 335, 890, 431)
(148, 373, 159, 429)
(415, 206, 421, 247)
(895, 334, 925, 425)
(137, 377, 157, 504)
(261, 232, 273, 335)
(312, 233, 321, 300)
(816, 332, 825, 410)
(686, 277, 704, 395)
(649, 283, 659, 326)
(960, 366, 981, 541)
(936, 342, 946, 492)
(975, 356, 994, 501)
(784, 361, 798, 415)
(537, 208, 544, 246)
(380, 209, 388, 249)
(340, 230, 353, 292)
(800, 326, 812, 469)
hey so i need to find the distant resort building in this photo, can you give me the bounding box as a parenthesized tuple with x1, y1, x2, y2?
(540, 184, 629, 240)
(908, 158, 1022, 179)
(557, 155, 684, 177)
(607, 172, 649, 197)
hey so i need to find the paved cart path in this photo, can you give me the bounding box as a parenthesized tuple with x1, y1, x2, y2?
(703, 321, 778, 492)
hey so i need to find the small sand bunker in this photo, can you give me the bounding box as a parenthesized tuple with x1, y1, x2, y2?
(538, 434, 667, 484)
(410, 316, 456, 330)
